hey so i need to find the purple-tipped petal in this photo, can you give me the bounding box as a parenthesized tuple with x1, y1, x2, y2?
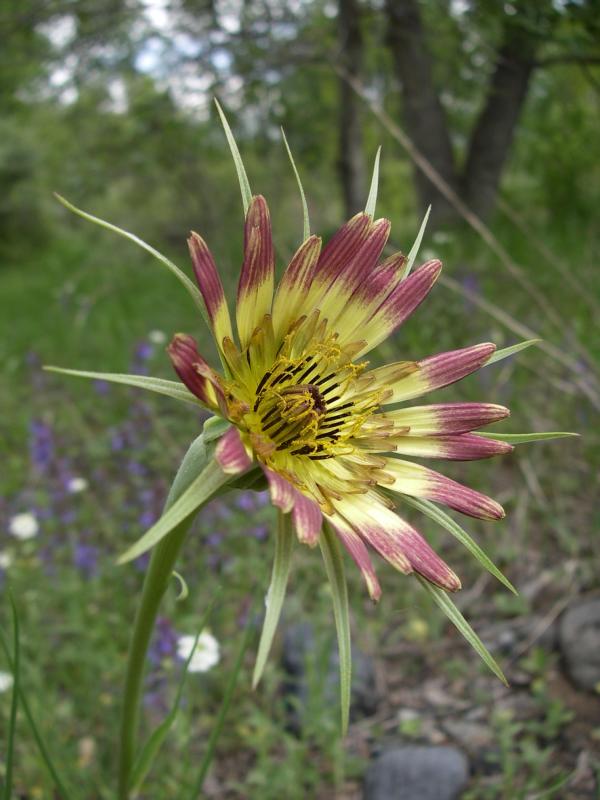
(314, 212, 373, 284)
(263, 468, 296, 513)
(389, 402, 510, 435)
(391, 433, 514, 461)
(419, 343, 496, 392)
(168, 334, 223, 409)
(236, 195, 275, 345)
(329, 517, 382, 601)
(356, 260, 443, 356)
(291, 492, 322, 546)
(188, 233, 233, 343)
(215, 428, 253, 475)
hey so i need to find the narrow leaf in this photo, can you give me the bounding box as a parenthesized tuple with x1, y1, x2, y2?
(401, 495, 517, 594)
(214, 99, 252, 214)
(3, 593, 19, 800)
(473, 431, 579, 444)
(0, 607, 72, 799)
(486, 339, 541, 366)
(320, 524, 351, 735)
(130, 595, 219, 794)
(172, 570, 189, 601)
(281, 127, 310, 241)
(417, 577, 508, 685)
(402, 205, 431, 279)
(44, 367, 199, 406)
(54, 194, 207, 323)
(117, 458, 230, 564)
(364, 146, 382, 217)
(252, 511, 294, 688)
(188, 593, 256, 799)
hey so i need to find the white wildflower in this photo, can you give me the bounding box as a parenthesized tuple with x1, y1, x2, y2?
(148, 329, 167, 345)
(67, 476, 88, 493)
(0, 551, 12, 570)
(0, 672, 14, 693)
(9, 512, 39, 540)
(177, 631, 221, 673)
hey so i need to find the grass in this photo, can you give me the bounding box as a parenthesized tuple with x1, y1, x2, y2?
(0, 206, 598, 797)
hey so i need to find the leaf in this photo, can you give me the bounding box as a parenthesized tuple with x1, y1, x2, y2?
(0, 606, 72, 799)
(117, 457, 230, 564)
(486, 339, 541, 365)
(473, 431, 578, 444)
(43, 367, 199, 406)
(401, 495, 517, 594)
(214, 99, 252, 215)
(364, 146, 382, 217)
(3, 592, 19, 800)
(320, 524, 351, 735)
(54, 194, 207, 324)
(281, 128, 310, 241)
(252, 511, 294, 688)
(401, 205, 431, 279)
(187, 592, 257, 799)
(417, 577, 507, 685)
(172, 570, 189, 601)
(129, 595, 219, 795)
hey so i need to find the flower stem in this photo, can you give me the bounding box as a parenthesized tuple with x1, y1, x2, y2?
(117, 433, 227, 799)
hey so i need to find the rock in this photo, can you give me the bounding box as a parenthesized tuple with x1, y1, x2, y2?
(363, 745, 469, 800)
(558, 596, 600, 692)
(281, 622, 378, 730)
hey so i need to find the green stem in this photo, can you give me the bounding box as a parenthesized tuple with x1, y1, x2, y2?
(117, 433, 228, 799)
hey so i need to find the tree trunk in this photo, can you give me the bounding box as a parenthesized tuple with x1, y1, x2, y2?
(337, 0, 367, 217)
(461, 22, 538, 219)
(385, 0, 459, 225)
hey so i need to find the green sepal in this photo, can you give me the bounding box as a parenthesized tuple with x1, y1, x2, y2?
(214, 99, 252, 215)
(54, 194, 207, 324)
(129, 595, 219, 795)
(473, 431, 579, 444)
(281, 127, 310, 241)
(401, 495, 517, 595)
(44, 367, 199, 406)
(417, 577, 508, 686)
(320, 524, 351, 735)
(117, 452, 230, 565)
(252, 511, 294, 689)
(401, 205, 431, 279)
(365, 146, 382, 217)
(203, 415, 231, 442)
(486, 339, 541, 365)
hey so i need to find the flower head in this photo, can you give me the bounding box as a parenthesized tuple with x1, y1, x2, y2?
(176, 631, 220, 673)
(168, 197, 513, 600)
(9, 512, 39, 541)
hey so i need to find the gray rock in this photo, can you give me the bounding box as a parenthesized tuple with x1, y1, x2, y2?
(363, 746, 469, 800)
(281, 622, 378, 730)
(559, 596, 600, 692)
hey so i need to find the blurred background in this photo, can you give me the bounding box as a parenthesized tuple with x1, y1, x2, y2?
(0, 0, 599, 797)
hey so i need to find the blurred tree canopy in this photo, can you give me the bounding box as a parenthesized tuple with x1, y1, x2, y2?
(0, 0, 599, 257)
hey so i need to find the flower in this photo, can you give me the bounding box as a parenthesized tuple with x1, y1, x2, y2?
(176, 631, 221, 673)
(67, 476, 89, 493)
(9, 512, 39, 540)
(148, 329, 167, 345)
(0, 671, 14, 693)
(0, 551, 12, 570)
(167, 197, 514, 600)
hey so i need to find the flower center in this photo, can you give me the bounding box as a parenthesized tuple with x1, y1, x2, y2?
(242, 346, 373, 460)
